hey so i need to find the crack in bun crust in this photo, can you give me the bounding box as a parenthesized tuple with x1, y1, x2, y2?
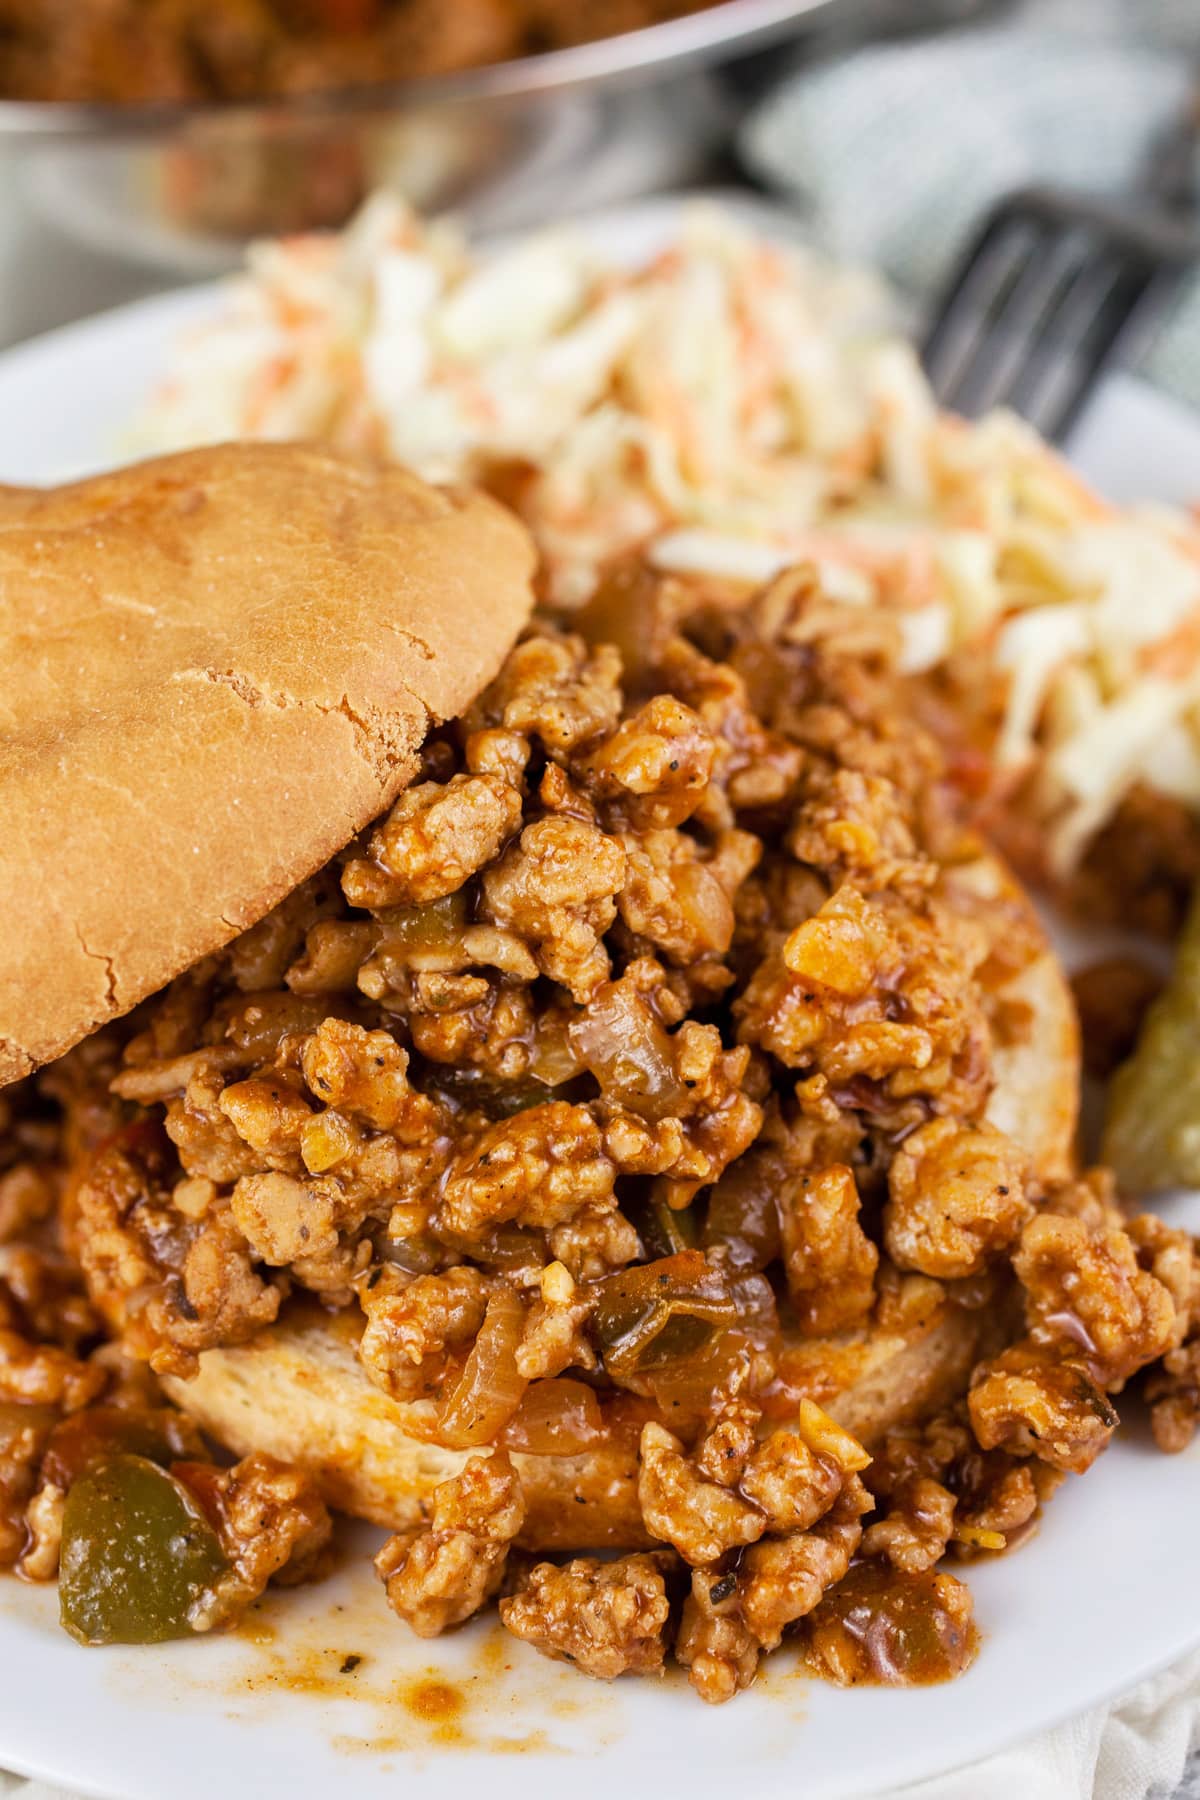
(0, 443, 536, 1085)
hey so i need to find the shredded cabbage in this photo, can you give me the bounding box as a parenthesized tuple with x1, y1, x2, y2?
(138, 194, 1200, 868)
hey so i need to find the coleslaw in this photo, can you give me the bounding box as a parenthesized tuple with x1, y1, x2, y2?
(140, 194, 1200, 873)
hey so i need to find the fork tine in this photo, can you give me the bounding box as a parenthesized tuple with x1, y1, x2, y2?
(946, 226, 1088, 421)
(922, 158, 1198, 438)
(921, 208, 1038, 406)
(1034, 258, 1158, 442)
(1005, 252, 1127, 437)
(1100, 260, 1191, 381)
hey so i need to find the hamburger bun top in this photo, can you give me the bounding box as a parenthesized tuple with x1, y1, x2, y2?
(0, 441, 535, 1086)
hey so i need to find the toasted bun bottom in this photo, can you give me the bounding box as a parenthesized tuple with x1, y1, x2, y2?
(164, 1297, 1004, 1551)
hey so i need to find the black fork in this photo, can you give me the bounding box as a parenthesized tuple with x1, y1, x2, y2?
(921, 92, 1200, 441)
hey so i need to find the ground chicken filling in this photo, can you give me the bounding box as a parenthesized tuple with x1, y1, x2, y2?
(2, 569, 1196, 1697)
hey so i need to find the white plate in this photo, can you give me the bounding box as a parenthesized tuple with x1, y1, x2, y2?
(2, 199, 1200, 1800)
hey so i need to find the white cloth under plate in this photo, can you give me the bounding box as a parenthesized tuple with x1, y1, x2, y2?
(891, 1651, 1200, 1800)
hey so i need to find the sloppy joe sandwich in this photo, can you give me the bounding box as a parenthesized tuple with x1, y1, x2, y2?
(0, 447, 1189, 1699)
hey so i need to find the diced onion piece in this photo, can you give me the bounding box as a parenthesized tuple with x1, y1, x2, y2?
(703, 1153, 782, 1271)
(500, 1379, 604, 1456)
(437, 1286, 528, 1448)
(568, 982, 689, 1123)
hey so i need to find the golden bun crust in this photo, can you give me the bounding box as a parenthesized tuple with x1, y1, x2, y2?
(0, 444, 535, 1086)
(951, 851, 1080, 1184)
(164, 849, 1077, 1549)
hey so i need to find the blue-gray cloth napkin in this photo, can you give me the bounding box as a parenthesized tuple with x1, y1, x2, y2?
(741, 0, 1200, 408)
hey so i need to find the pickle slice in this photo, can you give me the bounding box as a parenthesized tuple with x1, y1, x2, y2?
(59, 1453, 228, 1646)
(1104, 888, 1200, 1193)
